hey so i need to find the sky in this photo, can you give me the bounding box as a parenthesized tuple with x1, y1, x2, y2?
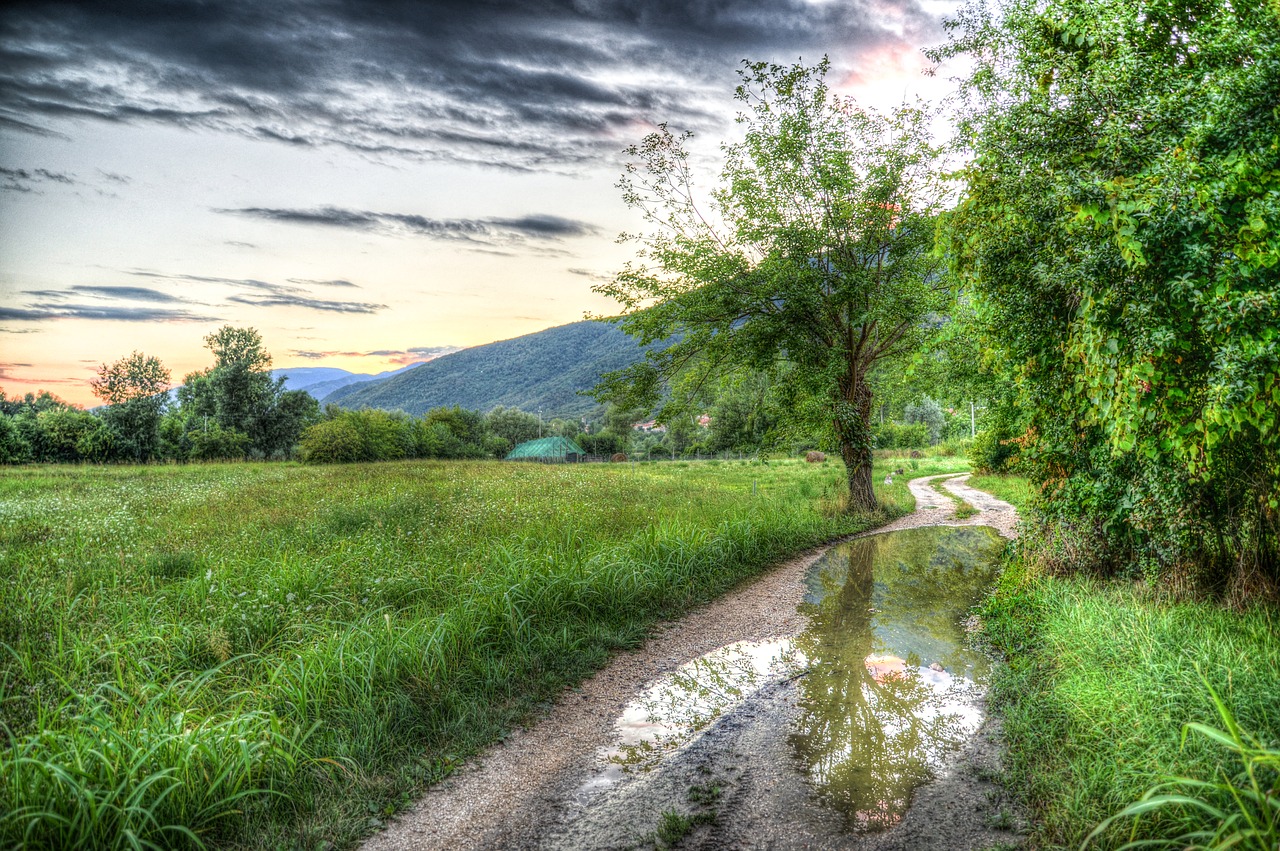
(1, 0, 962, 407)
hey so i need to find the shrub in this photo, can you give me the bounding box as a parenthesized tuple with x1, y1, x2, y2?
(189, 423, 252, 461)
(873, 421, 929, 450)
(299, 417, 365, 463)
(969, 405, 1021, 474)
(903, 397, 945, 444)
(0, 415, 32, 464)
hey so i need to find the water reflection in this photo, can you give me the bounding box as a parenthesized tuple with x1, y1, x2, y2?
(595, 639, 800, 779)
(589, 526, 1003, 830)
(790, 527, 1001, 830)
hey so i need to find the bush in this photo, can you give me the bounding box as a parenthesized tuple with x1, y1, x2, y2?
(903, 397, 945, 444)
(189, 423, 252, 461)
(299, 417, 366, 463)
(873, 421, 929, 449)
(969, 405, 1021, 474)
(0, 416, 30, 464)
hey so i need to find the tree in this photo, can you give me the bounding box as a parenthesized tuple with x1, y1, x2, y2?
(903, 397, 945, 445)
(485, 406, 541, 448)
(178, 327, 317, 458)
(595, 60, 949, 510)
(935, 0, 1280, 590)
(91, 351, 170, 462)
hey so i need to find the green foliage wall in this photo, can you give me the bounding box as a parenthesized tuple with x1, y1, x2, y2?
(937, 0, 1280, 592)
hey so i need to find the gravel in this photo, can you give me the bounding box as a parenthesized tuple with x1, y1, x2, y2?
(362, 475, 1024, 850)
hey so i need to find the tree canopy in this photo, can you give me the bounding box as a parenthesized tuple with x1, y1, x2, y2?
(596, 59, 950, 509)
(935, 0, 1279, 592)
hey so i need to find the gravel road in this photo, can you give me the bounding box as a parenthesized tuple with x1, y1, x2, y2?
(362, 475, 1025, 851)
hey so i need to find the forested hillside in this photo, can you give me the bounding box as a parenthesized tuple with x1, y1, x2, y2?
(322, 321, 647, 417)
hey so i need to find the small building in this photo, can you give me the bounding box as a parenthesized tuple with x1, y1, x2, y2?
(505, 435, 587, 463)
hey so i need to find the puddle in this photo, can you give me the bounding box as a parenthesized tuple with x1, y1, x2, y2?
(588, 525, 1004, 831)
(791, 526, 1003, 831)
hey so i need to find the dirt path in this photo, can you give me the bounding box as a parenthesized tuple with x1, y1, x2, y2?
(363, 475, 1023, 851)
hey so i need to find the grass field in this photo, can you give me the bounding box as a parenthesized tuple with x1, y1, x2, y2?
(981, 561, 1280, 849)
(0, 455, 961, 849)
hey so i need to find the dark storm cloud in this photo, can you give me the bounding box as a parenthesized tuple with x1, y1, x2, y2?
(0, 0, 941, 169)
(220, 205, 600, 246)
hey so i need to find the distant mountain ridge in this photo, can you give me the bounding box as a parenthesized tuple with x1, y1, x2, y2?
(320, 321, 645, 417)
(270, 363, 430, 400)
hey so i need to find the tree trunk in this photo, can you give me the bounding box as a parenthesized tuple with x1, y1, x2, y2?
(834, 372, 877, 513)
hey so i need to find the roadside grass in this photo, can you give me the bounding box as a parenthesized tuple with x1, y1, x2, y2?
(872, 455, 972, 515)
(980, 560, 1280, 849)
(0, 455, 924, 849)
(966, 474, 1034, 514)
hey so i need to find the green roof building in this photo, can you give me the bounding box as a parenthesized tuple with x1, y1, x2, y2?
(505, 435, 587, 462)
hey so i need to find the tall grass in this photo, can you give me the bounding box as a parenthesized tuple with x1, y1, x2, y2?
(0, 457, 908, 848)
(1086, 674, 1279, 850)
(979, 560, 1280, 849)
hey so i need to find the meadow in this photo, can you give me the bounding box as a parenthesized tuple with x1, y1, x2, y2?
(0, 455, 964, 849)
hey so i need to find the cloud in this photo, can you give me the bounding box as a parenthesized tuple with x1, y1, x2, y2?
(568, 267, 611, 282)
(126, 270, 388, 313)
(1, 166, 77, 192)
(0, 303, 219, 322)
(3, 271, 387, 321)
(287, 277, 359, 288)
(69, 285, 184, 302)
(219, 205, 599, 248)
(227, 293, 385, 314)
(287, 345, 460, 364)
(0, 0, 943, 169)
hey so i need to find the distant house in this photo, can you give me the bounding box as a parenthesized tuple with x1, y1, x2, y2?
(505, 435, 587, 463)
(634, 420, 667, 433)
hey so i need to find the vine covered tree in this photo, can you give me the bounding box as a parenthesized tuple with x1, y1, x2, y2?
(595, 60, 949, 510)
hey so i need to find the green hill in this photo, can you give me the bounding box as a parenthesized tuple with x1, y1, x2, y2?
(321, 321, 645, 417)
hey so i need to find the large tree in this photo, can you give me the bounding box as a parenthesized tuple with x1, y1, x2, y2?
(91, 351, 170, 462)
(596, 60, 949, 510)
(178, 326, 318, 458)
(935, 0, 1279, 591)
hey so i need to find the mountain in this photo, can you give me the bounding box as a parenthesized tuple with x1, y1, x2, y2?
(271, 362, 443, 399)
(321, 321, 646, 417)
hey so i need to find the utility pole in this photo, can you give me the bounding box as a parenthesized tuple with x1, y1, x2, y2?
(970, 400, 976, 438)
(538, 408, 543, 438)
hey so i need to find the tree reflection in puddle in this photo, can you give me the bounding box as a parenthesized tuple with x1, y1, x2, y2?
(790, 527, 1003, 831)
(585, 526, 1003, 827)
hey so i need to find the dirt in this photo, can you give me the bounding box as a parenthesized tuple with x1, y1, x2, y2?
(362, 475, 1025, 851)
